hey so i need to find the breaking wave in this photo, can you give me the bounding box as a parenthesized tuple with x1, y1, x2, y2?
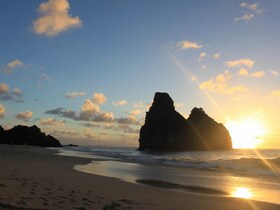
(60, 146, 280, 176)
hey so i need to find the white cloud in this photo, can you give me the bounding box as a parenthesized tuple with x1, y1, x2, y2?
(0, 84, 23, 102)
(175, 103, 184, 109)
(113, 100, 128, 106)
(119, 125, 139, 134)
(1, 59, 24, 74)
(198, 52, 207, 61)
(15, 111, 33, 120)
(269, 90, 280, 99)
(51, 129, 80, 140)
(92, 93, 107, 104)
(40, 118, 65, 126)
(81, 99, 100, 113)
(200, 71, 247, 94)
(201, 65, 207, 70)
(234, 14, 255, 21)
(1, 123, 12, 130)
(134, 101, 146, 108)
(40, 73, 50, 80)
(0, 104, 5, 118)
(12, 88, 23, 97)
(116, 115, 141, 125)
(64, 91, 86, 99)
(250, 70, 265, 78)
(130, 109, 142, 115)
(270, 70, 279, 76)
(0, 83, 9, 94)
(240, 2, 259, 11)
(176, 40, 203, 50)
(213, 53, 221, 59)
(134, 101, 152, 110)
(83, 122, 102, 128)
(238, 68, 249, 76)
(235, 2, 264, 22)
(191, 76, 197, 81)
(7, 60, 24, 69)
(93, 111, 114, 122)
(46, 94, 114, 123)
(216, 70, 232, 82)
(33, 0, 82, 37)
(238, 69, 266, 78)
(225, 58, 255, 69)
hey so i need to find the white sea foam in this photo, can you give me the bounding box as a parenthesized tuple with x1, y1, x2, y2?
(60, 146, 280, 177)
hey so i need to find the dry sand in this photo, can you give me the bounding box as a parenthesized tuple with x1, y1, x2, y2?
(0, 145, 279, 210)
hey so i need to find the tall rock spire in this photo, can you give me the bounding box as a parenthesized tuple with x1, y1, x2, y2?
(138, 92, 232, 151)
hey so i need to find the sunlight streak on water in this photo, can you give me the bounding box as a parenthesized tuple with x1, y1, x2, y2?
(252, 149, 280, 173)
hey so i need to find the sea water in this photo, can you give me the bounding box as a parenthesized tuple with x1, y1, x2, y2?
(57, 146, 280, 204)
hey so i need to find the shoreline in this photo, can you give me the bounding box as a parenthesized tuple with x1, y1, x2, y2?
(61, 147, 280, 205)
(0, 145, 279, 210)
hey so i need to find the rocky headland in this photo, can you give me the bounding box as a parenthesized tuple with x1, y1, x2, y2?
(0, 125, 61, 147)
(138, 92, 232, 151)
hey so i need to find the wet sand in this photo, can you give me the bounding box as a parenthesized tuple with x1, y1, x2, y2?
(0, 145, 279, 210)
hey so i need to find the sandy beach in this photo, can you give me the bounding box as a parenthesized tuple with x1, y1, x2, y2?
(0, 145, 279, 210)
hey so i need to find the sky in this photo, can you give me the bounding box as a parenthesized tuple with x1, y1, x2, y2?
(0, 0, 280, 148)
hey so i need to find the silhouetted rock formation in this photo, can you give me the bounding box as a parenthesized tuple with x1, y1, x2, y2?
(65, 144, 79, 147)
(0, 125, 62, 147)
(138, 92, 232, 151)
(0, 125, 4, 134)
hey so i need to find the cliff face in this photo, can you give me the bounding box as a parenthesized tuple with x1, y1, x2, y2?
(0, 125, 62, 147)
(139, 92, 186, 150)
(138, 92, 232, 151)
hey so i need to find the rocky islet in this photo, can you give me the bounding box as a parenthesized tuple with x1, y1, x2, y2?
(139, 92, 232, 151)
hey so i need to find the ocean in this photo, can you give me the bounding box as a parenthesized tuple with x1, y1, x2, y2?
(57, 146, 280, 204)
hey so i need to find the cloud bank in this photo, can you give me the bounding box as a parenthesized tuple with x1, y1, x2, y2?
(45, 92, 143, 126)
(40, 118, 65, 126)
(200, 71, 247, 94)
(46, 92, 113, 123)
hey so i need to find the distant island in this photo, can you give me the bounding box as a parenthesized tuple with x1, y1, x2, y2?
(64, 144, 79, 147)
(138, 92, 232, 151)
(0, 125, 62, 147)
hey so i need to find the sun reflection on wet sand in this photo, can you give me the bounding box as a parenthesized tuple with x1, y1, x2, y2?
(73, 157, 280, 204)
(232, 187, 253, 199)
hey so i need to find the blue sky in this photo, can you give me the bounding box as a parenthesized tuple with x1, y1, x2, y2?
(0, 0, 280, 148)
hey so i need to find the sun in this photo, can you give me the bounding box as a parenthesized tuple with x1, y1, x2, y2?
(232, 187, 253, 199)
(225, 118, 266, 149)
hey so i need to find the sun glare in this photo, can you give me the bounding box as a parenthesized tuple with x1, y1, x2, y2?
(232, 187, 253, 199)
(225, 118, 266, 149)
